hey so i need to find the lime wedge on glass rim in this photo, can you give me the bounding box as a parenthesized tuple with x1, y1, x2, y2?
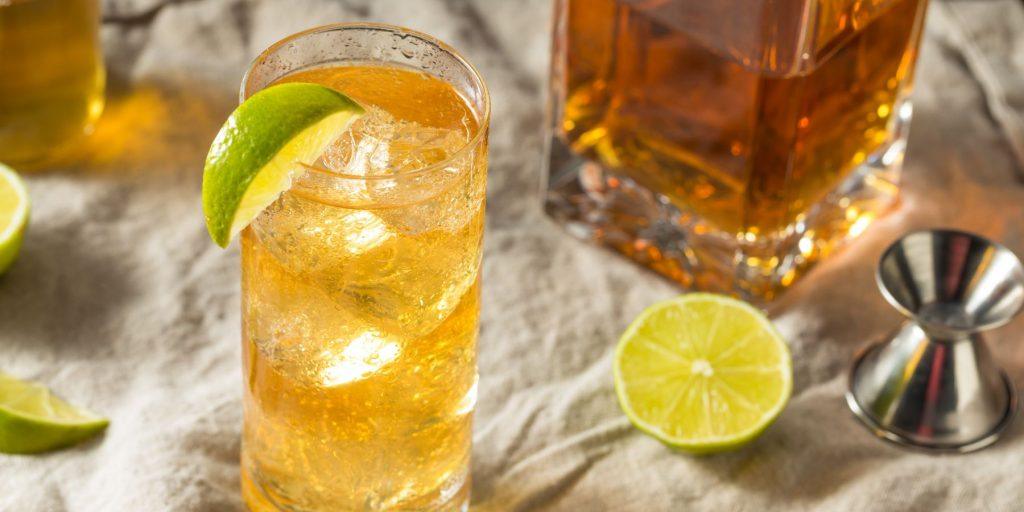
(614, 293, 792, 454)
(0, 163, 29, 276)
(0, 372, 109, 454)
(202, 82, 364, 247)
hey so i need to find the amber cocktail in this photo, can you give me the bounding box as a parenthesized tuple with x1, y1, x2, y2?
(239, 24, 488, 511)
(0, 0, 104, 166)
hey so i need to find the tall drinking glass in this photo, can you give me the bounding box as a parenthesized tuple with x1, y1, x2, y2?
(0, 0, 105, 167)
(239, 24, 489, 511)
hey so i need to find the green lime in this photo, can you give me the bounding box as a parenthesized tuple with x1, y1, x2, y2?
(614, 293, 792, 454)
(202, 82, 364, 247)
(0, 163, 29, 276)
(0, 371, 109, 454)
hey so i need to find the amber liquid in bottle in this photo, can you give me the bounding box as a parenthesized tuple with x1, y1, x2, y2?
(558, 0, 927, 238)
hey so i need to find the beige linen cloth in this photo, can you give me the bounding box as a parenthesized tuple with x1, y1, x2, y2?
(3, 1, 1024, 510)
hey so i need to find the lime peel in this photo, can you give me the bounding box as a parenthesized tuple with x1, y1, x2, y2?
(0, 163, 29, 275)
(0, 372, 109, 454)
(613, 293, 792, 454)
(202, 82, 364, 247)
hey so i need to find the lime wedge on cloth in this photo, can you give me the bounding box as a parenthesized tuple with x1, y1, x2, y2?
(614, 293, 792, 453)
(0, 163, 29, 276)
(202, 82, 363, 247)
(0, 372, 109, 454)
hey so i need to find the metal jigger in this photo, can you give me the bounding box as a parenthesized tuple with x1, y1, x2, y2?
(847, 229, 1024, 452)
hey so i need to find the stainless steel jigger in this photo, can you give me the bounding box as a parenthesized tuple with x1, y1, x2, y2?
(847, 229, 1024, 452)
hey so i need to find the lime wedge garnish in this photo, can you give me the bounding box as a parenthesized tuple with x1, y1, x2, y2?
(0, 372, 109, 454)
(614, 293, 792, 453)
(202, 82, 363, 247)
(0, 163, 29, 276)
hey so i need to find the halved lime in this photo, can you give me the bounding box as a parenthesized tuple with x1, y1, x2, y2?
(202, 82, 363, 247)
(0, 163, 29, 276)
(0, 372, 109, 454)
(614, 293, 792, 453)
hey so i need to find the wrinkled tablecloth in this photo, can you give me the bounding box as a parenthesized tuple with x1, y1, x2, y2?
(3, 1, 1024, 510)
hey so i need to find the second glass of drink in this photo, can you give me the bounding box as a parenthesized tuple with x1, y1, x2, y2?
(0, 0, 105, 167)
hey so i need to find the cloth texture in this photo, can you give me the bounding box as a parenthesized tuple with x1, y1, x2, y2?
(3, 0, 1024, 510)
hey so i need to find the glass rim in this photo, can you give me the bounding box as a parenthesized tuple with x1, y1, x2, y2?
(240, 22, 491, 183)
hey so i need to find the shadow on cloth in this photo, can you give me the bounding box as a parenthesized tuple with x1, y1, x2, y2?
(29, 68, 235, 180)
(0, 217, 137, 358)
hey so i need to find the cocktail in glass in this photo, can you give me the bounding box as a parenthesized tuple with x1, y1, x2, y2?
(0, 0, 105, 166)
(238, 24, 489, 511)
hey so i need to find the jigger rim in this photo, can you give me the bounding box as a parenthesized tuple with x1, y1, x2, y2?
(875, 228, 1024, 333)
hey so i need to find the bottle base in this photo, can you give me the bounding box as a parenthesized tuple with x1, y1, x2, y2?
(542, 106, 910, 303)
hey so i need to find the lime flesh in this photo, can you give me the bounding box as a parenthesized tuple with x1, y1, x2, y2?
(202, 82, 364, 247)
(0, 372, 109, 454)
(614, 293, 792, 453)
(0, 163, 29, 275)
